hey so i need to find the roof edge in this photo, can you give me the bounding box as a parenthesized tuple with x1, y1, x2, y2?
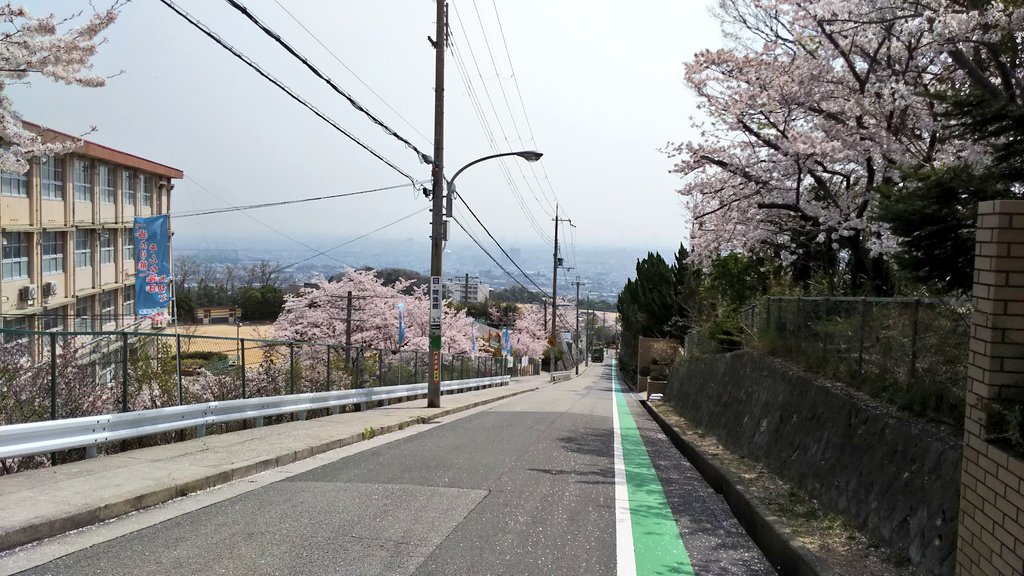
(22, 121, 184, 180)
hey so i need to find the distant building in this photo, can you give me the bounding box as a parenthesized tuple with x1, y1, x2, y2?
(196, 306, 240, 325)
(444, 275, 489, 303)
(1, 121, 182, 338)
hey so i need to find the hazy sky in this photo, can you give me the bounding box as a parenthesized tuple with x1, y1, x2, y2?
(13, 0, 721, 258)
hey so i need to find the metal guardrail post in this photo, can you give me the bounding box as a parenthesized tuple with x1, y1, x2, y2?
(240, 338, 247, 399)
(289, 342, 296, 395)
(49, 332, 57, 421)
(121, 332, 129, 413)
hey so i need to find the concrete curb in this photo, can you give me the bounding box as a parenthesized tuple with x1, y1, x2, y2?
(641, 400, 832, 576)
(2, 386, 537, 553)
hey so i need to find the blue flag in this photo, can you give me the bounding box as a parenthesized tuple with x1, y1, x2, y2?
(502, 328, 511, 356)
(134, 215, 171, 317)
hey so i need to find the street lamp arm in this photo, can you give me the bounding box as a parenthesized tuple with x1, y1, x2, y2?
(448, 151, 543, 188)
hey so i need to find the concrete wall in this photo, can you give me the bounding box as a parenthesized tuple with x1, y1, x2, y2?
(666, 350, 961, 575)
(957, 200, 1024, 575)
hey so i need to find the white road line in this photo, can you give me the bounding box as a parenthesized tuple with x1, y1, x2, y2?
(612, 362, 637, 576)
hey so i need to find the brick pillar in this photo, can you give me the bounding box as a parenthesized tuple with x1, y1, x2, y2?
(958, 200, 1024, 575)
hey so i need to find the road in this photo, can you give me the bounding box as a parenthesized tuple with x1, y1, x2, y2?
(19, 360, 776, 575)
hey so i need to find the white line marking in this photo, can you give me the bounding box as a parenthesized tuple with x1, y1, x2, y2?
(612, 363, 637, 576)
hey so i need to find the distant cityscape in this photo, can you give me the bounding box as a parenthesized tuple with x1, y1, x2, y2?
(175, 234, 681, 304)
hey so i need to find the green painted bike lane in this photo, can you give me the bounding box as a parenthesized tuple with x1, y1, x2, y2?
(612, 358, 695, 576)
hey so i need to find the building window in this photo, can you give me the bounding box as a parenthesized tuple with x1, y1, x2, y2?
(40, 155, 64, 200)
(123, 290, 134, 318)
(98, 352, 116, 384)
(99, 232, 114, 265)
(42, 308, 63, 332)
(123, 169, 135, 206)
(74, 159, 92, 202)
(41, 231, 64, 275)
(75, 297, 92, 332)
(140, 174, 152, 208)
(1, 316, 29, 344)
(99, 164, 115, 204)
(2, 232, 29, 280)
(0, 145, 27, 197)
(124, 239, 134, 263)
(75, 230, 92, 269)
(100, 292, 115, 327)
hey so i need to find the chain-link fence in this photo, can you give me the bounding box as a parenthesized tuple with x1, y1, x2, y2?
(0, 328, 541, 429)
(735, 296, 970, 426)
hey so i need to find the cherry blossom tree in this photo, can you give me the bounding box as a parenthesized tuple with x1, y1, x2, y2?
(666, 0, 1007, 291)
(273, 268, 479, 355)
(0, 3, 124, 172)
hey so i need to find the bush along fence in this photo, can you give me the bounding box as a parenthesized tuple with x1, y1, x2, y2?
(730, 296, 970, 426)
(0, 327, 540, 433)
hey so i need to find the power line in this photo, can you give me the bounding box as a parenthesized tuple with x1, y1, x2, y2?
(223, 0, 432, 166)
(269, 0, 432, 147)
(490, 0, 535, 144)
(184, 176, 344, 267)
(450, 214, 542, 298)
(447, 5, 553, 241)
(156, 0, 419, 186)
(456, 194, 549, 296)
(272, 208, 428, 274)
(174, 181, 426, 218)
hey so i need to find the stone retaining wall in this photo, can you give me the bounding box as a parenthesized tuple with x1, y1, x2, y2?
(666, 350, 961, 575)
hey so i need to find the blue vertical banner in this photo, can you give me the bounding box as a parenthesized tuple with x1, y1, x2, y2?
(502, 328, 511, 356)
(397, 302, 406, 347)
(470, 322, 477, 354)
(134, 215, 171, 316)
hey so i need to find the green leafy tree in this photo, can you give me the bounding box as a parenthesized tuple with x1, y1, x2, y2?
(238, 285, 285, 322)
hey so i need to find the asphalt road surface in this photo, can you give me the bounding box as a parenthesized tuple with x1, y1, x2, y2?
(20, 360, 776, 576)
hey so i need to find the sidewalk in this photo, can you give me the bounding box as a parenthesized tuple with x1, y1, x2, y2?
(0, 375, 551, 552)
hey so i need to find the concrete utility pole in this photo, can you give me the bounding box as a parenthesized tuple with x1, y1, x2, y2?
(550, 205, 572, 377)
(585, 291, 592, 367)
(464, 273, 470, 305)
(427, 0, 447, 408)
(573, 276, 585, 375)
(345, 290, 353, 366)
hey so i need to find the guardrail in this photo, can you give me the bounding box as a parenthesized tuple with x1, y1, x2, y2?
(0, 375, 510, 461)
(552, 371, 572, 382)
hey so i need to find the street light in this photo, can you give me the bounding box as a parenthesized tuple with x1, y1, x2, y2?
(426, 150, 543, 408)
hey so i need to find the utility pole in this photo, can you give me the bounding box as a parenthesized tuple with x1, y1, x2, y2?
(572, 276, 585, 375)
(585, 291, 592, 367)
(427, 0, 447, 408)
(550, 205, 572, 377)
(464, 273, 470, 305)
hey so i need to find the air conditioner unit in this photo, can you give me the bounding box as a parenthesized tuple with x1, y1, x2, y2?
(42, 282, 58, 298)
(19, 284, 37, 301)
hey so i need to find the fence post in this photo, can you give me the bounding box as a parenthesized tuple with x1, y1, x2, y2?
(121, 332, 129, 413)
(326, 345, 332, 391)
(796, 296, 802, 339)
(858, 298, 866, 376)
(354, 347, 362, 388)
(175, 334, 183, 405)
(822, 298, 830, 360)
(240, 338, 247, 399)
(378, 349, 383, 387)
(49, 332, 57, 420)
(909, 297, 920, 383)
(765, 298, 772, 335)
(413, 350, 419, 382)
(289, 342, 296, 394)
